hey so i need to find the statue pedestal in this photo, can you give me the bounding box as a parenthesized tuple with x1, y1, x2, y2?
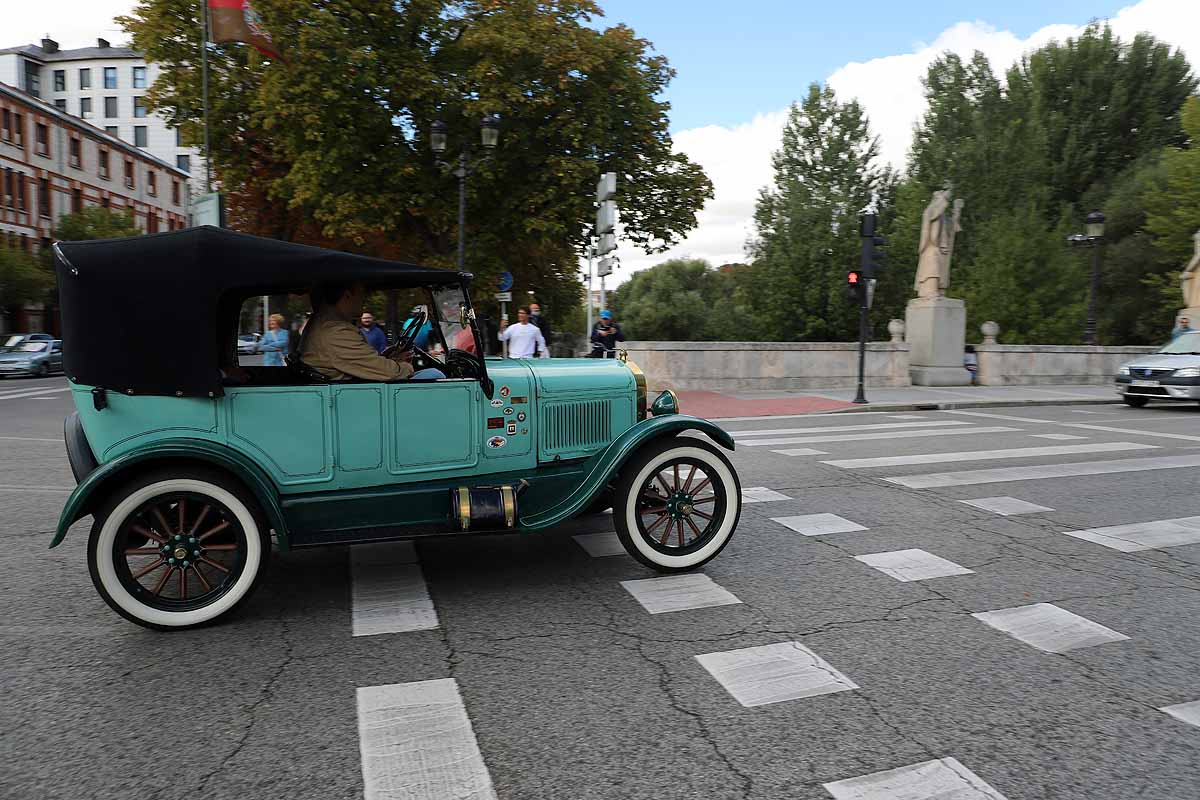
(906, 296, 969, 385)
(1180, 307, 1200, 327)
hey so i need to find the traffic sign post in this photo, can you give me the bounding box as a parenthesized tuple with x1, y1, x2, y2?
(497, 272, 513, 293)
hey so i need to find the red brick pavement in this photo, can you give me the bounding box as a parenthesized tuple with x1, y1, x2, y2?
(673, 391, 856, 419)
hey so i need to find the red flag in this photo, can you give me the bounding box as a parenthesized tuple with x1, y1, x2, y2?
(208, 0, 282, 61)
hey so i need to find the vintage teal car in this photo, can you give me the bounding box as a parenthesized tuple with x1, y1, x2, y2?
(52, 227, 741, 630)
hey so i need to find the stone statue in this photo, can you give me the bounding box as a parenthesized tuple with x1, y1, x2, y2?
(1181, 229, 1200, 308)
(914, 188, 965, 299)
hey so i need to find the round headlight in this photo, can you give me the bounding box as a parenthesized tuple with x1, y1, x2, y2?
(1117, 365, 1130, 375)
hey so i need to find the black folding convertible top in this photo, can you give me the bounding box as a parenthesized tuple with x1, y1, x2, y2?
(54, 226, 469, 398)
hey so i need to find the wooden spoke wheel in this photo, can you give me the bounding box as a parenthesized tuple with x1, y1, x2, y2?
(87, 468, 270, 630)
(613, 437, 741, 573)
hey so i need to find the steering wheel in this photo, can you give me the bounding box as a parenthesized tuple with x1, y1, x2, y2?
(383, 310, 427, 356)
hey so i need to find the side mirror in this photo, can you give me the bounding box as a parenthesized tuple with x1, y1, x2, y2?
(459, 304, 469, 328)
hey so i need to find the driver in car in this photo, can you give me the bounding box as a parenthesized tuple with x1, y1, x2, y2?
(302, 281, 445, 381)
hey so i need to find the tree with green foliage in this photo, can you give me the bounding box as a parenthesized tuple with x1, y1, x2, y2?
(1144, 96, 1200, 265)
(0, 248, 55, 309)
(608, 259, 738, 340)
(747, 83, 895, 341)
(52, 207, 141, 243)
(120, 0, 712, 335)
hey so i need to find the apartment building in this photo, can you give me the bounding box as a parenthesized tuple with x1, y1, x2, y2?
(0, 36, 201, 179)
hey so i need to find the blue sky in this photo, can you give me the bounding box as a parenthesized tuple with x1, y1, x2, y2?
(593, 0, 1134, 131)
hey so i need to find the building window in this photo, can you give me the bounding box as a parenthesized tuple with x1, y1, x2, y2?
(172, 180, 180, 205)
(132, 66, 147, 88)
(79, 68, 91, 89)
(104, 97, 118, 118)
(147, 213, 159, 234)
(54, 70, 66, 91)
(71, 187, 82, 213)
(1, 109, 10, 140)
(3, 169, 13, 208)
(133, 126, 148, 147)
(24, 61, 40, 97)
(133, 97, 148, 118)
(175, 128, 184, 147)
(35, 123, 49, 156)
(69, 137, 82, 168)
(80, 97, 92, 119)
(103, 67, 117, 89)
(147, 170, 158, 196)
(105, 125, 119, 138)
(17, 174, 27, 211)
(54, 99, 67, 112)
(12, 113, 23, 146)
(176, 154, 191, 173)
(101, 196, 110, 209)
(124, 159, 134, 188)
(39, 177, 50, 217)
(99, 149, 110, 180)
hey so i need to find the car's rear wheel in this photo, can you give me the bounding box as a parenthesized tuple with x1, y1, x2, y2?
(87, 467, 270, 630)
(1123, 395, 1149, 407)
(613, 436, 741, 573)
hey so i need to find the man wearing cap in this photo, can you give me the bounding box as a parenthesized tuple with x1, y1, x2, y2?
(589, 310, 625, 358)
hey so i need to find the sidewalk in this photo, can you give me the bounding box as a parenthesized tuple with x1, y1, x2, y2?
(667, 384, 1121, 419)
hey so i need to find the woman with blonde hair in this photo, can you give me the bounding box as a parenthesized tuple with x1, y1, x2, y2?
(257, 313, 289, 366)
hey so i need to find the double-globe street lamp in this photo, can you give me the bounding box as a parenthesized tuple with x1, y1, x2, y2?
(1068, 210, 1106, 345)
(430, 114, 501, 269)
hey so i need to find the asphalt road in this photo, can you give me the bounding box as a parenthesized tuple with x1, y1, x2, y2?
(3, 379, 1200, 800)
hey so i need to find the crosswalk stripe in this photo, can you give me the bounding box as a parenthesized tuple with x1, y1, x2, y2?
(0, 436, 61, 442)
(740, 426, 1019, 446)
(1064, 422, 1200, 443)
(573, 531, 625, 557)
(0, 387, 72, 401)
(695, 641, 858, 707)
(621, 574, 742, 614)
(885, 453, 1200, 489)
(357, 678, 497, 800)
(943, 410, 1056, 424)
(821, 441, 1156, 469)
(824, 757, 1009, 800)
(854, 549, 974, 582)
(973, 603, 1129, 653)
(732, 420, 971, 438)
(350, 541, 438, 636)
(1061, 515, 1200, 552)
(770, 448, 828, 456)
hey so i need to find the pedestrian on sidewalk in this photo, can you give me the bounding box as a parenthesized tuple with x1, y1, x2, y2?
(359, 311, 388, 353)
(257, 314, 290, 366)
(589, 310, 625, 358)
(1171, 316, 1195, 340)
(498, 307, 549, 358)
(529, 302, 553, 357)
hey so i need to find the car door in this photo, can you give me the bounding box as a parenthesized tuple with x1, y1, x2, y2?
(50, 341, 63, 372)
(386, 379, 483, 479)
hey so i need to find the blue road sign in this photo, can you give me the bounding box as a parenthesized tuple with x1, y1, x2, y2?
(497, 272, 514, 292)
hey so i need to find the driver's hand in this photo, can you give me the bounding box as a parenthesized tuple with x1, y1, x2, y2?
(391, 348, 414, 363)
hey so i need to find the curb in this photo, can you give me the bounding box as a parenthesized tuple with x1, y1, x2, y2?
(825, 396, 1121, 414)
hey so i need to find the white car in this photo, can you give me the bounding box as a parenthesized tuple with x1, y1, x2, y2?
(236, 333, 261, 355)
(1115, 331, 1200, 407)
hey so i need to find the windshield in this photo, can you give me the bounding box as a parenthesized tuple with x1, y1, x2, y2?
(18, 342, 48, 353)
(1159, 332, 1200, 354)
(431, 285, 479, 355)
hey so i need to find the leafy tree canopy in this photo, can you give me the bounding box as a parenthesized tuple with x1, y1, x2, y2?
(0, 248, 55, 308)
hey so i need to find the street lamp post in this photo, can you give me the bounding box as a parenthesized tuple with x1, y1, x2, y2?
(1068, 210, 1106, 345)
(430, 114, 501, 270)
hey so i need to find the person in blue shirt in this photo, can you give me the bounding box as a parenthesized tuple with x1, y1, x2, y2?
(1171, 316, 1194, 340)
(257, 314, 290, 366)
(359, 311, 388, 353)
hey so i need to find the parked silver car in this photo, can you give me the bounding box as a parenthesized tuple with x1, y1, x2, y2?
(0, 339, 64, 378)
(1116, 332, 1200, 407)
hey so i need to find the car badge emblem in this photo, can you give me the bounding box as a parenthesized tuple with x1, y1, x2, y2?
(504, 407, 513, 415)
(487, 436, 507, 449)
(490, 399, 503, 407)
(499, 386, 510, 397)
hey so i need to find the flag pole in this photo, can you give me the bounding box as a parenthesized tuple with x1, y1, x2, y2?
(201, 0, 212, 194)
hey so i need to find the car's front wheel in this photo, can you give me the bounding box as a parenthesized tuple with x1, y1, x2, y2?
(1123, 395, 1149, 407)
(613, 436, 741, 573)
(87, 467, 270, 630)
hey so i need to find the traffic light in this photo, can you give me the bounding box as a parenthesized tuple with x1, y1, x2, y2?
(862, 233, 887, 279)
(846, 268, 865, 305)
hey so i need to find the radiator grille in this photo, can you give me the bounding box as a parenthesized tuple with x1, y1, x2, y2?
(541, 399, 612, 456)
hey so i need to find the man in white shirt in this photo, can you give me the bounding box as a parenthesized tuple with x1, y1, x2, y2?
(498, 306, 548, 358)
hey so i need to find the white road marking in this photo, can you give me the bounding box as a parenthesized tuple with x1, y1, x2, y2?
(620, 573, 741, 614)
(0, 387, 72, 401)
(1031, 433, 1087, 441)
(823, 757, 1009, 800)
(771, 448, 828, 457)
(943, 410, 1056, 424)
(350, 541, 438, 636)
(1061, 516, 1200, 552)
(1064, 423, 1200, 443)
(695, 641, 858, 707)
(357, 678, 497, 800)
(959, 497, 1055, 516)
(0, 436, 61, 442)
(0, 382, 67, 399)
(821, 442, 1155, 469)
(1160, 700, 1200, 728)
(0, 484, 73, 493)
(885, 453, 1200, 489)
(888, 415, 925, 419)
(741, 486, 790, 503)
(855, 549, 974, 582)
(572, 531, 626, 557)
(772, 513, 867, 536)
(972, 603, 1130, 653)
(740, 426, 1019, 447)
(732, 421, 971, 438)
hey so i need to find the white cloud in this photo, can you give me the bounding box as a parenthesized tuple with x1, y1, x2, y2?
(606, 0, 1200, 284)
(6, 1, 135, 49)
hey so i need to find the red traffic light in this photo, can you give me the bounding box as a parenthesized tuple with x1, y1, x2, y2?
(847, 271, 860, 285)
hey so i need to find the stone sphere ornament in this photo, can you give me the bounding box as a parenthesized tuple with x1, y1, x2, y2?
(980, 321, 1000, 344)
(887, 319, 906, 342)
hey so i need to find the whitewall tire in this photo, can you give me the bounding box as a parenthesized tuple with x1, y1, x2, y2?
(613, 436, 741, 573)
(87, 468, 270, 630)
